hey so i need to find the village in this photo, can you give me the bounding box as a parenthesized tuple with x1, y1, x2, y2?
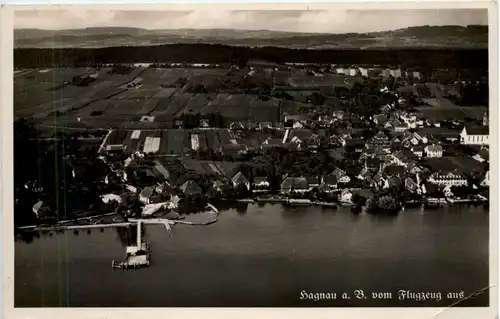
(14, 61, 490, 226)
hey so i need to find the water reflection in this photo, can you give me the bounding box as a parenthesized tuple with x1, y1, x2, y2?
(235, 202, 248, 214)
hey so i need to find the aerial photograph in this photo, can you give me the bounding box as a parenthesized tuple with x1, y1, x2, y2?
(13, 8, 491, 308)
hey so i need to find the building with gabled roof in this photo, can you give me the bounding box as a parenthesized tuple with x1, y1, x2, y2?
(460, 126, 489, 145)
(280, 177, 310, 194)
(232, 172, 250, 191)
(424, 144, 443, 158)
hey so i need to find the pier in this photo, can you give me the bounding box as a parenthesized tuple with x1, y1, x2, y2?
(112, 221, 151, 270)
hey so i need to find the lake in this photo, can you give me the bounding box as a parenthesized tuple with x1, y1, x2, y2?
(15, 203, 489, 307)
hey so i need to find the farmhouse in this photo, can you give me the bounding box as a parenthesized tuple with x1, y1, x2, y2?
(179, 180, 203, 197)
(424, 144, 443, 158)
(252, 177, 270, 191)
(460, 126, 489, 145)
(139, 186, 155, 205)
(320, 174, 338, 193)
(481, 171, 490, 187)
(280, 177, 309, 195)
(428, 171, 468, 187)
(232, 172, 250, 191)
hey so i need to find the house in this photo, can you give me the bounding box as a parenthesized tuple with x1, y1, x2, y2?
(174, 120, 184, 128)
(200, 119, 210, 128)
(412, 145, 424, 159)
(125, 184, 138, 193)
(211, 180, 226, 193)
(283, 142, 301, 151)
(252, 177, 270, 191)
(305, 176, 320, 189)
(332, 168, 350, 184)
(139, 186, 155, 205)
(345, 139, 365, 153)
(258, 122, 273, 130)
(364, 158, 382, 171)
(428, 171, 468, 187)
(424, 144, 443, 158)
(460, 126, 489, 145)
(232, 172, 251, 191)
(473, 147, 489, 163)
(405, 177, 422, 194)
(280, 177, 310, 194)
(32, 200, 52, 219)
(373, 131, 389, 144)
(371, 172, 387, 189)
(220, 144, 248, 155)
(179, 180, 203, 197)
(285, 115, 309, 128)
(101, 193, 123, 204)
(358, 167, 376, 181)
(230, 122, 245, 130)
(320, 174, 338, 193)
(481, 171, 490, 187)
(328, 148, 346, 161)
(339, 189, 354, 203)
(384, 165, 406, 179)
(387, 176, 403, 189)
(155, 182, 173, 195)
(373, 114, 388, 125)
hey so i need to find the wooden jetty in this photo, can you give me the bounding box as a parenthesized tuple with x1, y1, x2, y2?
(112, 221, 151, 270)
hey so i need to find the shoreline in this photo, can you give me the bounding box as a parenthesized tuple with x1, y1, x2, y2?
(16, 199, 488, 233)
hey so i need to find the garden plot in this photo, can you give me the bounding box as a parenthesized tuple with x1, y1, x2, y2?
(105, 100, 147, 116)
(112, 88, 163, 100)
(288, 74, 358, 88)
(151, 93, 194, 117)
(152, 87, 177, 99)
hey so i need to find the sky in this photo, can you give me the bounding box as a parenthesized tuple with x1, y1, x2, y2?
(15, 9, 488, 34)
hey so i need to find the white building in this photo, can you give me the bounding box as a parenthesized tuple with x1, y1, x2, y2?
(460, 126, 489, 145)
(481, 171, 490, 187)
(424, 144, 443, 158)
(428, 171, 468, 187)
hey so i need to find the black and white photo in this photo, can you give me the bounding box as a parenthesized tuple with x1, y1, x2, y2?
(3, 3, 498, 317)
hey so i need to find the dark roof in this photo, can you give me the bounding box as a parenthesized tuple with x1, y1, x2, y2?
(322, 174, 338, 185)
(332, 168, 347, 179)
(366, 157, 382, 168)
(346, 139, 365, 147)
(477, 147, 489, 160)
(283, 142, 300, 150)
(140, 186, 155, 198)
(281, 177, 309, 190)
(425, 144, 443, 152)
(384, 165, 406, 178)
(180, 180, 202, 195)
(352, 189, 374, 199)
(263, 138, 283, 145)
(289, 129, 314, 140)
(232, 172, 250, 185)
(222, 144, 248, 151)
(416, 127, 461, 137)
(286, 115, 309, 122)
(328, 148, 346, 159)
(305, 176, 320, 185)
(465, 125, 489, 135)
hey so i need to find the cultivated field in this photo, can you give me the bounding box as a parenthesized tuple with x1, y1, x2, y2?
(14, 67, 295, 128)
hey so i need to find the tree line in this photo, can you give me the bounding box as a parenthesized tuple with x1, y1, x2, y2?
(14, 44, 487, 72)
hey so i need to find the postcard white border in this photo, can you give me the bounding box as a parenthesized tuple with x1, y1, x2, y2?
(2, 2, 498, 319)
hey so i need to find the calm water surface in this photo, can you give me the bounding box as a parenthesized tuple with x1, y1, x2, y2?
(15, 204, 489, 307)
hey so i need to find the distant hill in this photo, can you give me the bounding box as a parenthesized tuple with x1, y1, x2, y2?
(14, 25, 488, 49)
